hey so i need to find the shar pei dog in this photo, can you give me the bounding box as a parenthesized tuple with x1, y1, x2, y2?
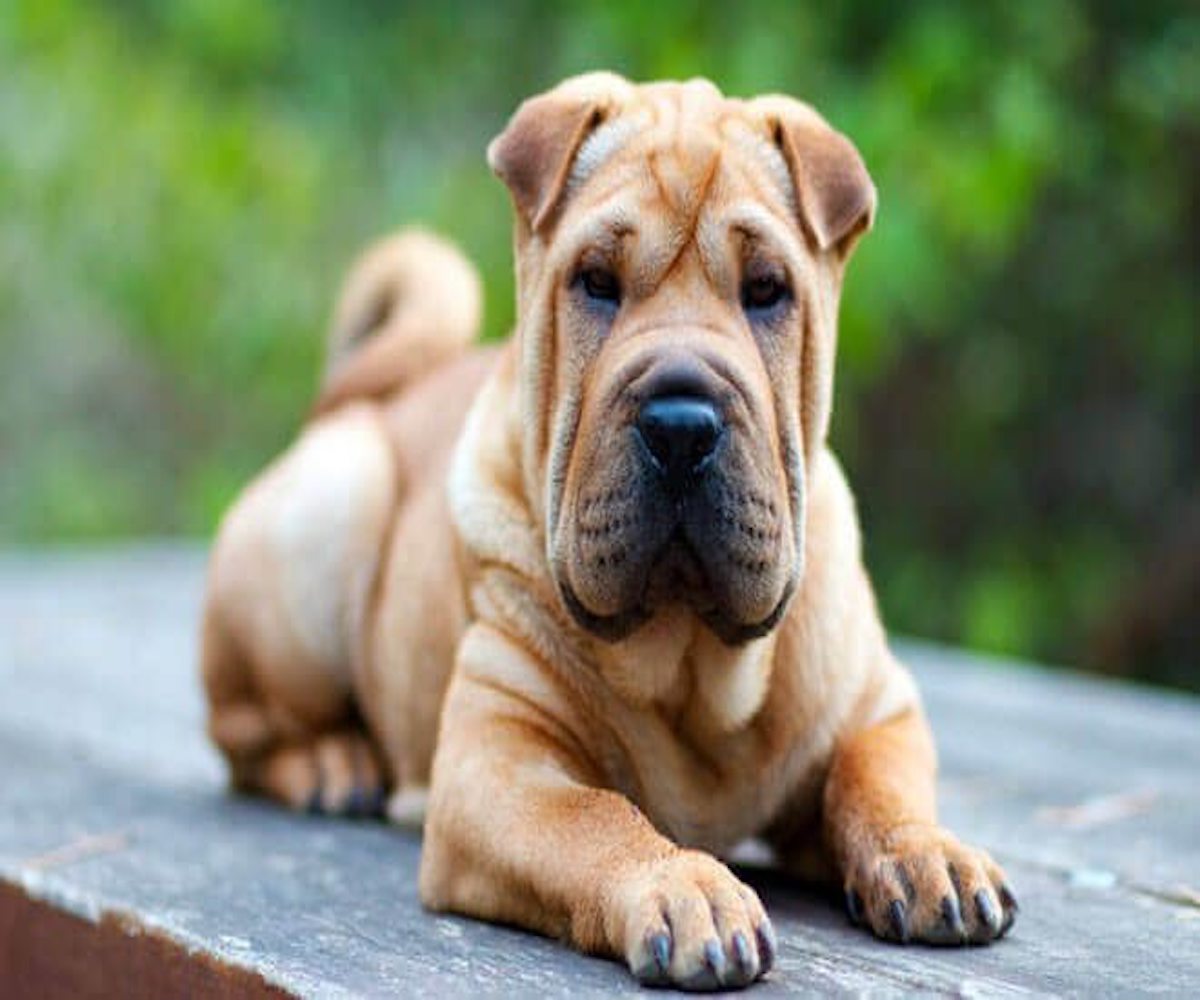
(201, 73, 1016, 990)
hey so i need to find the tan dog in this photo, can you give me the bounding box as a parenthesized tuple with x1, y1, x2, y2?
(201, 73, 1016, 990)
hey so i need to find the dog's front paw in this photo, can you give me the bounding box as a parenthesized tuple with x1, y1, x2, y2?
(612, 849, 776, 991)
(842, 825, 1018, 945)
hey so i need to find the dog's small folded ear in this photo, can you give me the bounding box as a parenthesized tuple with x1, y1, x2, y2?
(753, 97, 877, 258)
(488, 72, 631, 233)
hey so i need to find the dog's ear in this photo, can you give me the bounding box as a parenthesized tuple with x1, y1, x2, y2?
(752, 97, 876, 258)
(488, 72, 631, 232)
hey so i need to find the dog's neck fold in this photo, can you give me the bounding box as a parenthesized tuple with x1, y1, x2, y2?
(591, 606, 779, 733)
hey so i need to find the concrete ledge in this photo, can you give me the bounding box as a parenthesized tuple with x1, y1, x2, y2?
(1, 545, 1198, 996)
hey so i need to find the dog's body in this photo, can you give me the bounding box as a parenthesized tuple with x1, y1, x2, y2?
(202, 75, 1015, 989)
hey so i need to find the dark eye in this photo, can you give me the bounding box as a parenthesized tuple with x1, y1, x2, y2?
(578, 266, 621, 305)
(741, 272, 790, 314)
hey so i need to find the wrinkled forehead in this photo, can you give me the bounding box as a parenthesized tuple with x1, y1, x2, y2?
(565, 83, 798, 231)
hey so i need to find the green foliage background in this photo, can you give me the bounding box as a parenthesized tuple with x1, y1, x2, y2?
(2, 1, 1196, 688)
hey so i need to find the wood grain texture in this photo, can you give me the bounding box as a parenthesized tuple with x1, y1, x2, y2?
(0, 545, 1197, 997)
(0, 882, 289, 1000)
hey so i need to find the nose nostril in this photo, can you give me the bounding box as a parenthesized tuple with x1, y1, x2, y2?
(636, 395, 724, 480)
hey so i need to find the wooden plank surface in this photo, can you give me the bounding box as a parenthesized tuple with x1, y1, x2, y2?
(0, 545, 1197, 997)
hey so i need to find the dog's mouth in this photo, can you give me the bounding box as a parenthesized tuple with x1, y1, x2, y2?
(558, 529, 794, 645)
(644, 529, 708, 597)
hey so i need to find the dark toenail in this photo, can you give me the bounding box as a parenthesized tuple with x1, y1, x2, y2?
(367, 787, 388, 817)
(1000, 882, 1020, 912)
(756, 920, 777, 974)
(889, 899, 909, 942)
(941, 894, 965, 937)
(704, 938, 726, 978)
(845, 887, 864, 924)
(650, 930, 671, 973)
(1000, 906, 1016, 936)
(732, 930, 752, 974)
(976, 889, 1001, 935)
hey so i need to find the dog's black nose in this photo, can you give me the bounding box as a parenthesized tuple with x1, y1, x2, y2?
(636, 395, 724, 482)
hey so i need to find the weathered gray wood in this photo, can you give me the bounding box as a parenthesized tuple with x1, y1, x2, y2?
(0, 545, 1197, 997)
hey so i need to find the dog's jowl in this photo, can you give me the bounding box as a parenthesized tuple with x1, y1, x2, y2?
(201, 74, 1016, 991)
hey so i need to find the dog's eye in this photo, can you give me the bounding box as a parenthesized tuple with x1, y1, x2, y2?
(578, 266, 621, 305)
(741, 273, 790, 314)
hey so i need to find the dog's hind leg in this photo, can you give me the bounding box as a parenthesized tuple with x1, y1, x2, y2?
(200, 403, 397, 815)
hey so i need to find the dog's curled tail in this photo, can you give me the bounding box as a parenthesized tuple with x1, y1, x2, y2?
(312, 228, 482, 416)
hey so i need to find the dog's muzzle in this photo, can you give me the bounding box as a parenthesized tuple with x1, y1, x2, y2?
(559, 353, 795, 645)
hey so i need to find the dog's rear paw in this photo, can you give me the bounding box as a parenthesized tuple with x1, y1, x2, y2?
(616, 849, 775, 991)
(251, 729, 388, 817)
(842, 825, 1018, 945)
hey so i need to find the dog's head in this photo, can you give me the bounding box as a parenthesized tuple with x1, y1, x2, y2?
(489, 73, 875, 645)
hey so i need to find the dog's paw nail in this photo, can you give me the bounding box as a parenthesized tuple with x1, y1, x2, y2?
(633, 929, 673, 984)
(367, 787, 388, 817)
(888, 899, 909, 943)
(755, 919, 777, 974)
(681, 943, 723, 992)
(976, 889, 1001, 936)
(703, 937, 726, 978)
(631, 961, 662, 985)
(941, 894, 966, 939)
(845, 887, 864, 924)
(731, 930, 754, 976)
(999, 882, 1019, 935)
(346, 786, 367, 816)
(304, 787, 323, 815)
(650, 930, 671, 973)
(1000, 907, 1016, 936)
